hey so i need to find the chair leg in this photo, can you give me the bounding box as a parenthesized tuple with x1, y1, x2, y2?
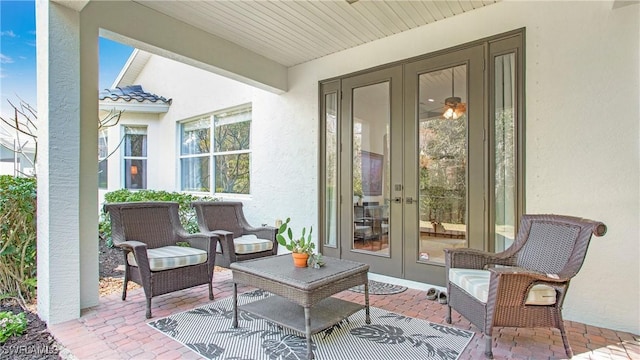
(446, 305, 452, 324)
(208, 281, 214, 300)
(122, 268, 129, 301)
(558, 320, 574, 358)
(485, 335, 494, 359)
(145, 297, 152, 319)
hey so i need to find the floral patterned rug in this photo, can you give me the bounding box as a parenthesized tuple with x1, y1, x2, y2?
(148, 290, 474, 360)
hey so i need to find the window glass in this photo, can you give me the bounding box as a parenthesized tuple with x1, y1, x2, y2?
(181, 157, 210, 192)
(124, 127, 147, 157)
(182, 118, 210, 155)
(123, 126, 147, 189)
(181, 118, 211, 192)
(417, 65, 468, 264)
(494, 53, 517, 251)
(179, 106, 251, 195)
(324, 92, 338, 247)
(98, 129, 108, 189)
(214, 110, 251, 152)
(215, 153, 250, 194)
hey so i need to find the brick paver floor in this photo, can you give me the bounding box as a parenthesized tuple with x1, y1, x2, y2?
(49, 269, 639, 359)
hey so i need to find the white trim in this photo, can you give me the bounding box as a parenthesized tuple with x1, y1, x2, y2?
(111, 48, 139, 89)
(99, 101, 170, 114)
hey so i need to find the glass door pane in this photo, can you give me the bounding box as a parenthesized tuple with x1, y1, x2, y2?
(352, 82, 390, 255)
(340, 65, 402, 277)
(403, 45, 484, 286)
(324, 92, 338, 248)
(417, 65, 468, 264)
(494, 53, 517, 252)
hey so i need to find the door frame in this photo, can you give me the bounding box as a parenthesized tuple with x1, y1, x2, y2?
(319, 29, 525, 286)
(402, 45, 486, 286)
(338, 65, 403, 278)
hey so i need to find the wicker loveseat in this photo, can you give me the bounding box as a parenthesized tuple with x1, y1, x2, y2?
(444, 214, 606, 358)
(103, 201, 217, 318)
(191, 201, 277, 268)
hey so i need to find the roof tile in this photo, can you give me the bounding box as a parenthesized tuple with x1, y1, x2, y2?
(98, 85, 172, 105)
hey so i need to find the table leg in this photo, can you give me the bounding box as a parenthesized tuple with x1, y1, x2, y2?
(364, 280, 371, 324)
(232, 282, 238, 328)
(304, 306, 314, 359)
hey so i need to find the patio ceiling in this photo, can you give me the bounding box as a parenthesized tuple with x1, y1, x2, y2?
(133, 0, 500, 67)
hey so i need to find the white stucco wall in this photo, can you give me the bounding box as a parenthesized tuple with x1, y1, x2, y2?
(110, 57, 300, 229)
(101, 112, 167, 193)
(98, 0, 637, 333)
(279, 0, 639, 334)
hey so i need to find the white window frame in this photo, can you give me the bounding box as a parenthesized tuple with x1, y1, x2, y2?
(122, 126, 148, 190)
(179, 104, 252, 197)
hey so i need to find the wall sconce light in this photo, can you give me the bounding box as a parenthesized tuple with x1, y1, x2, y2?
(130, 165, 138, 176)
(443, 68, 467, 120)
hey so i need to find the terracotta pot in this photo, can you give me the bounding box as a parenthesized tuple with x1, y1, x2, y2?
(291, 252, 309, 267)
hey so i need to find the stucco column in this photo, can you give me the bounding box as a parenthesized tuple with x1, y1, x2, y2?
(36, 1, 99, 324)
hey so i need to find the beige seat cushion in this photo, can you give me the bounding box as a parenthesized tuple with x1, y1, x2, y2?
(127, 245, 208, 271)
(449, 268, 557, 305)
(217, 234, 273, 255)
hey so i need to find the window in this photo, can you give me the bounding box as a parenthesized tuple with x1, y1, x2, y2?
(180, 106, 251, 195)
(181, 118, 211, 192)
(98, 129, 108, 189)
(123, 126, 147, 189)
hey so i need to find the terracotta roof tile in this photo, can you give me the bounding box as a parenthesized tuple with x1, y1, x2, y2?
(98, 85, 172, 104)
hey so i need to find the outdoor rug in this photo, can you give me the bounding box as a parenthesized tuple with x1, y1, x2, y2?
(148, 289, 474, 360)
(348, 279, 407, 295)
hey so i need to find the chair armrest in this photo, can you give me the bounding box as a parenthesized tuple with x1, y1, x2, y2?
(209, 230, 237, 263)
(116, 240, 147, 253)
(116, 240, 151, 274)
(487, 267, 570, 307)
(179, 233, 217, 264)
(243, 226, 277, 241)
(444, 248, 512, 270)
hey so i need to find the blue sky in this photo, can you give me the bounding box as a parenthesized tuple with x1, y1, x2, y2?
(0, 0, 133, 118)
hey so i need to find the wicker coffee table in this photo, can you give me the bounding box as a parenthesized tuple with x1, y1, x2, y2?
(230, 254, 370, 359)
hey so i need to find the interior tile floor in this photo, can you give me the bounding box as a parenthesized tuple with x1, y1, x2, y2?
(50, 269, 639, 360)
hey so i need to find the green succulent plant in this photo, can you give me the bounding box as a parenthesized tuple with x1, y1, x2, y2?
(276, 217, 315, 255)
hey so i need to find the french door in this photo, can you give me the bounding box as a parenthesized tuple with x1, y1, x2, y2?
(402, 46, 485, 284)
(320, 31, 523, 286)
(338, 65, 403, 277)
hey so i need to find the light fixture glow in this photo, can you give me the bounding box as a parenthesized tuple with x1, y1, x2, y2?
(443, 68, 467, 120)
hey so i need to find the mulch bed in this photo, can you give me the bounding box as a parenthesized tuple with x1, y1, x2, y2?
(0, 238, 123, 359)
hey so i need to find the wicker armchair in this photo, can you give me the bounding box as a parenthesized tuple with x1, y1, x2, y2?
(103, 202, 217, 318)
(444, 214, 606, 358)
(191, 201, 277, 268)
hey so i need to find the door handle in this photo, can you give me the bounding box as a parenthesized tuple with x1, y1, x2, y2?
(393, 197, 402, 203)
(406, 197, 415, 204)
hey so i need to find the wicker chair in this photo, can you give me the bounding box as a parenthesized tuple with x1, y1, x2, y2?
(103, 202, 217, 318)
(191, 201, 277, 268)
(444, 214, 606, 358)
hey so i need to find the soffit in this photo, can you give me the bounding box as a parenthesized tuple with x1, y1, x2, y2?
(134, 0, 500, 67)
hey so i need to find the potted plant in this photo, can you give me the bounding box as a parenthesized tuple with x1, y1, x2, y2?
(276, 217, 320, 267)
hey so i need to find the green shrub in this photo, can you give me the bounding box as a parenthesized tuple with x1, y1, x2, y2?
(100, 189, 217, 246)
(0, 176, 37, 303)
(0, 311, 27, 344)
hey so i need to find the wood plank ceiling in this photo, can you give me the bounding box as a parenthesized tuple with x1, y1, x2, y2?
(135, 0, 499, 67)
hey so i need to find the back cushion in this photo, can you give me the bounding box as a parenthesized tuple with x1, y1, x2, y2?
(517, 221, 580, 274)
